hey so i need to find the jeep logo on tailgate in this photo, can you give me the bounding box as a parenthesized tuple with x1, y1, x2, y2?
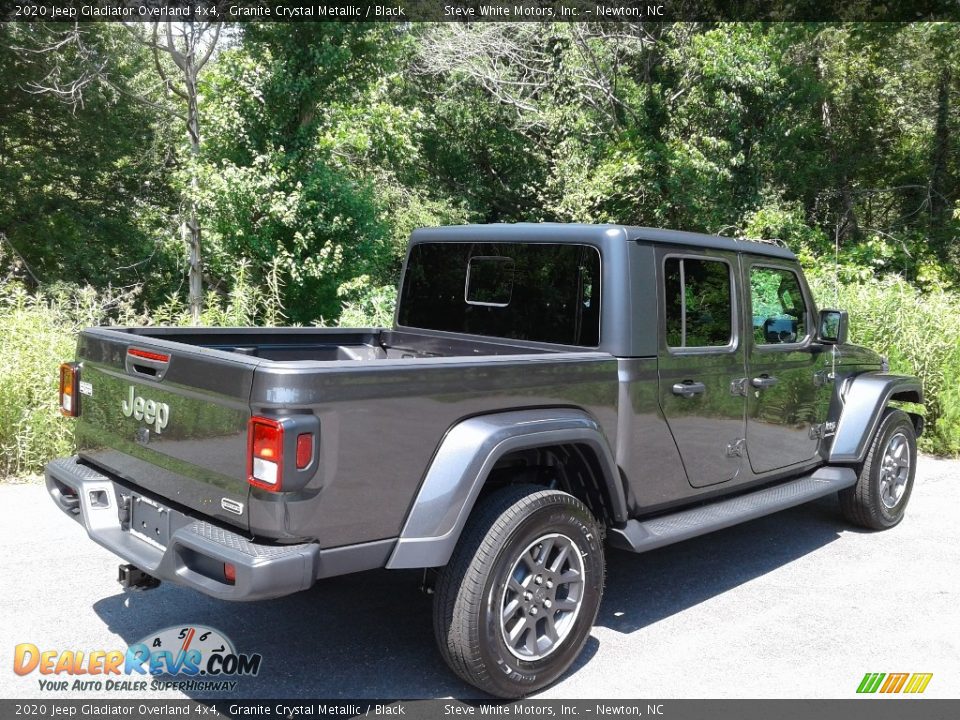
(121, 386, 170, 434)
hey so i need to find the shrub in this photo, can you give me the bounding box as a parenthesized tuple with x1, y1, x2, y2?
(336, 275, 397, 328)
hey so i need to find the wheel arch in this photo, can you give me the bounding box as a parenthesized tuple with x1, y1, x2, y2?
(828, 373, 924, 464)
(386, 408, 625, 569)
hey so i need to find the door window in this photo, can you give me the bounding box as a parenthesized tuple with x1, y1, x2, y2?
(664, 258, 733, 348)
(750, 267, 807, 345)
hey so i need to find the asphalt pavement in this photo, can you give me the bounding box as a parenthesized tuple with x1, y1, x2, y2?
(1, 455, 958, 700)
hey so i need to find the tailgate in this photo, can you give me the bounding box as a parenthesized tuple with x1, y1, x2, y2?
(73, 329, 258, 531)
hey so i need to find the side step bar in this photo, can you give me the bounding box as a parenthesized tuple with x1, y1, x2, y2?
(608, 467, 857, 553)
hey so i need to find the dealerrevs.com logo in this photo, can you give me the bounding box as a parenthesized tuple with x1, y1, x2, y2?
(14, 625, 262, 693)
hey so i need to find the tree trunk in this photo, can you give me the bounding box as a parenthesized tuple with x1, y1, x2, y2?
(820, 95, 859, 242)
(930, 67, 951, 232)
(839, 180, 860, 240)
(184, 47, 203, 325)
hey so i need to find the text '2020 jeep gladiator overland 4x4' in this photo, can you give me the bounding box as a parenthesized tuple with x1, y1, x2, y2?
(47, 224, 923, 697)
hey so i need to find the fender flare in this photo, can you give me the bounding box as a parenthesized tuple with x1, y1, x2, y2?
(386, 408, 624, 569)
(828, 373, 923, 464)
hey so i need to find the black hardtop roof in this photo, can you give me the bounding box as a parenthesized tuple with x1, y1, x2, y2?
(411, 223, 797, 261)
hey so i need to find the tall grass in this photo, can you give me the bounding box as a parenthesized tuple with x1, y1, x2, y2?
(0, 289, 75, 477)
(0, 282, 144, 477)
(150, 259, 288, 327)
(0, 256, 286, 479)
(809, 275, 960, 455)
(336, 276, 397, 328)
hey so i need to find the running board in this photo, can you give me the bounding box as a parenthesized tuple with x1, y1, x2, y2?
(608, 467, 857, 553)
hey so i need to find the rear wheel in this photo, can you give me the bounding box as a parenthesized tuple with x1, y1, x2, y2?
(839, 408, 917, 530)
(433, 484, 604, 698)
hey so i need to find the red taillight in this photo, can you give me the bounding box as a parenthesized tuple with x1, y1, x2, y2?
(59, 363, 80, 417)
(127, 348, 170, 363)
(248, 415, 319, 492)
(296, 433, 313, 470)
(248, 417, 283, 491)
(223, 563, 236, 585)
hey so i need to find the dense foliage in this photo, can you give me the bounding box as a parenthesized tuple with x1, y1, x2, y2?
(1, 21, 958, 469)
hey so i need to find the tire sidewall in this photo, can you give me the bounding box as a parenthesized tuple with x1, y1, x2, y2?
(477, 496, 604, 697)
(868, 413, 917, 527)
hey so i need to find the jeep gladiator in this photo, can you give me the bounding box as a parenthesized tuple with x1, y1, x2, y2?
(46, 224, 923, 697)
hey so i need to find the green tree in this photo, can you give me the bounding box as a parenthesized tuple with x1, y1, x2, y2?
(0, 24, 179, 298)
(197, 24, 469, 323)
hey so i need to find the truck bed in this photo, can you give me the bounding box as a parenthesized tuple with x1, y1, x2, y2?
(71, 326, 619, 549)
(107, 326, 577, 361)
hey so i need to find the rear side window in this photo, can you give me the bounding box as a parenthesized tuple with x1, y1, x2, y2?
(466, 256, 515, 306)
(750, 266, 808, 345)
(398, 242, 601, 346)
(664, 257, 733, 348)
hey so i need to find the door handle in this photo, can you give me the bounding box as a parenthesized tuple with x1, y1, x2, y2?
(672, 381, 706, 397)
(751, 375, 779, 389)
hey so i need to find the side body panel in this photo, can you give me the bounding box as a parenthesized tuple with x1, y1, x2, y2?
(615, 243, 885, 518)
(613, 357, 690, 511)
(387, 409, 623, 568)
(247, 352, 620, 546)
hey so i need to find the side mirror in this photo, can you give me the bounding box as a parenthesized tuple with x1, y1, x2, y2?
(818, 309, 848, 345)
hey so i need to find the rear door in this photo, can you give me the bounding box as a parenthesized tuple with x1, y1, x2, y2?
(73, 329, 257, 530)
(743, 260, 829, 473)
(656, 248, 747, 487)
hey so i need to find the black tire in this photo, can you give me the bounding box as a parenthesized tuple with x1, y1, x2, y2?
(433, 484, 605, 698)
(839, 408, 917, 530)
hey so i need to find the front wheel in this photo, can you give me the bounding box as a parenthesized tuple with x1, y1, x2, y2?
(433, 484, 605, 698)
(839, 408, 917, 530)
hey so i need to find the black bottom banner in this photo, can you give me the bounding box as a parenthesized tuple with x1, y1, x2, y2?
(2, 699, 957, 720)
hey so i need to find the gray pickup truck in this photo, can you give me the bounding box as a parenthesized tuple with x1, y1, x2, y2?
(47, 224, 922, 697)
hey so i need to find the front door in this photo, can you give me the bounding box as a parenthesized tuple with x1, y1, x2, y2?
(657, 249, 747, 488)
(743, 261, 829, 473)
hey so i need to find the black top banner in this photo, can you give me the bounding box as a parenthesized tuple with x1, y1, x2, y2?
(2, 0, 959, 23)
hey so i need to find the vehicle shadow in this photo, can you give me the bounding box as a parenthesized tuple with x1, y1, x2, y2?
(597, 495, 847, 633)
(92, 496, 846, 699)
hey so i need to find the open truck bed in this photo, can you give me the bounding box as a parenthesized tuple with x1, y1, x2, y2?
(67, 325, 617, 544)
(109, 326, 580, 361)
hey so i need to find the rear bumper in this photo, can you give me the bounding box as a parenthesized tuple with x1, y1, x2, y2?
(45, 456, 319, 601)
